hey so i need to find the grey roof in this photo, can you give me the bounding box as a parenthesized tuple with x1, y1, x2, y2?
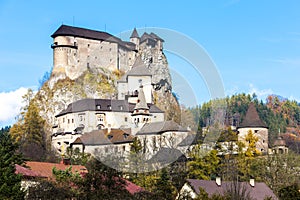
(186, 179, 278, 200)
(127, 57, 152, 76)
(136, 121, 188, 135)
(117, 57, 152, 83)
(238, 102, 268, 128)
(72, 130, 111, 145)
(146, 147, 187, 164)
(140, 32, 156, 43)
(56, 98, 163, 117)
(51, 25, 135, 50)
(134, 85, 149, 110)
(130, 28, 139, 38)
(178, 134, 198, 147)
(149, 32, 164, 42)
(72, 128, 134, 145)
(140, 32, 164, 43)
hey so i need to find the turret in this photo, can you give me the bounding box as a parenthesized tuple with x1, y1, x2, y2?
(132, 84, 151, 128)
(130, 28, 140, 50)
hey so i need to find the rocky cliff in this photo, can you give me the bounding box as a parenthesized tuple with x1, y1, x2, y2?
(35, 43, 180, 135)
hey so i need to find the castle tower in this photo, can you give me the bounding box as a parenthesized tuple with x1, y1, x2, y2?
(117, 57, 153, 103)
(237, 102, 269, 154)
(130, 28, 140, 50)
(131, 84, 151, 128)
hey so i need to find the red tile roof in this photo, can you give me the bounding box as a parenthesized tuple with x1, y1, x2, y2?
(25, 161, 87, 179)
(125, 180, 144, 194)
(15, 164, 43, 178)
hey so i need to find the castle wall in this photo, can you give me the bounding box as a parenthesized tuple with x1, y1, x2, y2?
(52, 36, 136, 80)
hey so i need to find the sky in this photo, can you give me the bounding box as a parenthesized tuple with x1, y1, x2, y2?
(1, 0, 300, 127)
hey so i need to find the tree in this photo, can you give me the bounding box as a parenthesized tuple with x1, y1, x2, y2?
(0, 131, 25, 200)
(10, 89, 47, 161)
(188, 148, 220, 180)
(245, 130, 260, 157)
(80, 158, 131, 199)
(153, 167, 176, 200)
(278, 184, 300, 200)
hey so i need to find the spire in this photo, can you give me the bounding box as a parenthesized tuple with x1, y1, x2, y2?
(134, 84, 149, 111)
(130, 28, 139, 38)
(238, 102, 268, 128)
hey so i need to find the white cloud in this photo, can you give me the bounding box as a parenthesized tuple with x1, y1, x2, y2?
(248, 84, 273, 101)
(0, 87, 29, 126)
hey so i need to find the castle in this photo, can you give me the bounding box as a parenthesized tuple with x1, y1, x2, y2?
(51, 25, 189, 161)
(51, 25, 165, 80)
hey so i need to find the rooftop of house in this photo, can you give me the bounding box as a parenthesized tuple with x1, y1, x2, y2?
(51, 25, 135, 50)
(72, 128, 134, 146)
(186, 179, 278, 200)
(19, 161, 86, 180)
(136, 120, 188, 135)
(55, 98, 163, 117)
(146, 147, 187, 164)
(238, 102, 268, 129)
(16, 161, 144, 195)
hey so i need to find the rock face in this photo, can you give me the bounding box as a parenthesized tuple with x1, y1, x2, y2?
(35, 25, 179, 134)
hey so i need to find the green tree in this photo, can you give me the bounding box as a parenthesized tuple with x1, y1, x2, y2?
(0, 131, 25, 200)
(278, 184, 300, 200)
(153, 167, 176, 200)
(188, 148, 220, 180)
(65, 147, 91, 165)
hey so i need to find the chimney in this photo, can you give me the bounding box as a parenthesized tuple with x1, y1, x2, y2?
(216, 177, 221, 186)
(108, 124, 111, 133)
(250, 178, 255, 187)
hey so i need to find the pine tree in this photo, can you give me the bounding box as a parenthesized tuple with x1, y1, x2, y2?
(0, 131, 25, 200)
(154, 168, 175, 200)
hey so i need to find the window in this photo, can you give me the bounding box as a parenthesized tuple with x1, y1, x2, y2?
(87, 63, 90, 67)
(254, 130, 259, 133)
(68, 119, 70, 124)
(119, 105, 123, 110)
(97, 115, 104, 122)
(87, 44, 90, 47)
(79, 115, 84, 121)
(108, 135, 113, 140)
(263, 140, 265, 143)
(109, 48, 112, 51)
(122, 146, 126, 152)
(107, 105, 111, 110)
(72, 119, 74, 123)
(96, 105, 101, 110)
(125, 117, 128, 122)
(63, 118, 65, 123)
(123, 134, 128, 139)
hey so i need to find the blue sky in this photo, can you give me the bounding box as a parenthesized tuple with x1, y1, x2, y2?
(1, 0, 300, 126)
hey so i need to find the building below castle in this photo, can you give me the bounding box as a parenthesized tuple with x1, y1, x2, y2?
(52, 53, 190, 161)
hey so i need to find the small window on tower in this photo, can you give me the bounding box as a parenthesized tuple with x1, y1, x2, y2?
(87, 44, 90, 48)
